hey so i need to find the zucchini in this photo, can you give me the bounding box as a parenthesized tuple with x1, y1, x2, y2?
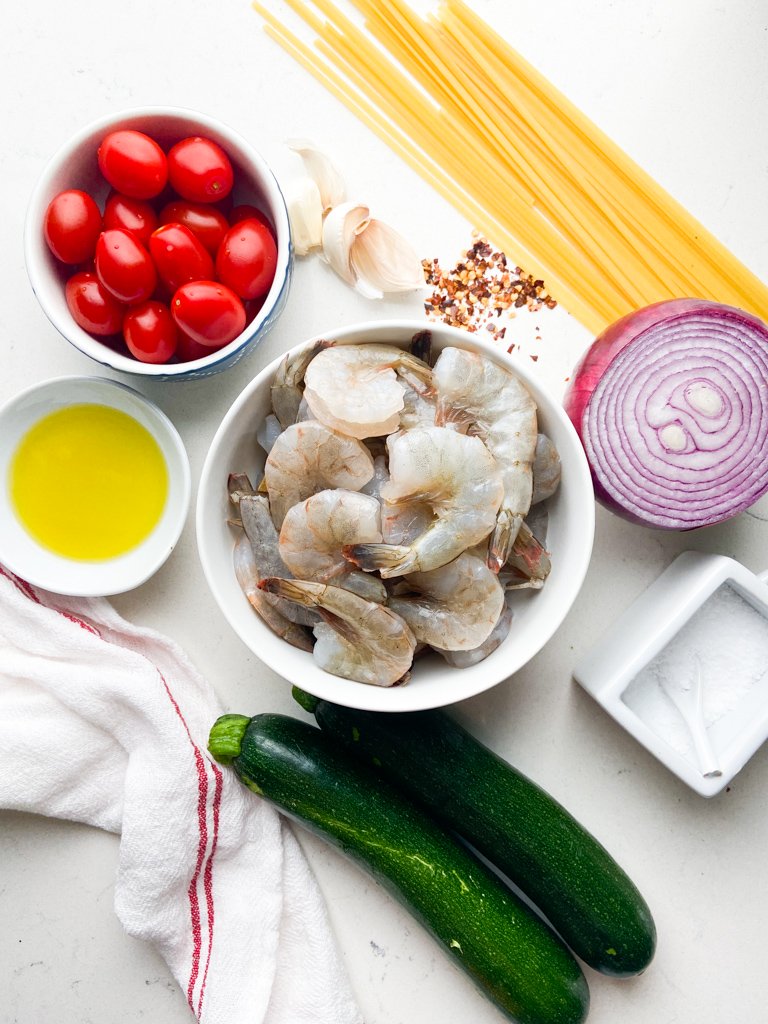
(209, 712, 589, 1024)
(294, 691, 656, 977)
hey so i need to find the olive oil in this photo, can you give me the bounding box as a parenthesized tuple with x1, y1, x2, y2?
(10, 403, 168, 560)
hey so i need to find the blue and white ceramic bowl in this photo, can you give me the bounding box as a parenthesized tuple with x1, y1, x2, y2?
(24, 107, 292, 381)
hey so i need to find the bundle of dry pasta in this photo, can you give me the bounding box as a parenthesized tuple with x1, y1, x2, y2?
(252, 0, 768, 335)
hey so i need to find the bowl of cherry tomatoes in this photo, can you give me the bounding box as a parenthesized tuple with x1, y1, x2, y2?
(24, 107, 292, 380)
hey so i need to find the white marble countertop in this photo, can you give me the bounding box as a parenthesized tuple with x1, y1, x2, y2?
(2, 1, 768, 1022)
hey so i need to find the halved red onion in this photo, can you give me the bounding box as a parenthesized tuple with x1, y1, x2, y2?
(564, 299, 768, 529)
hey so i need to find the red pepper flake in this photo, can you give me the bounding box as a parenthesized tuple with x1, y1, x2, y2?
(422, 235, 557, 343)
(530, 354, 539, 362)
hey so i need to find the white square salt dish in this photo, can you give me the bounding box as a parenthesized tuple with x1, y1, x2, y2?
(574, 551, 768, 797)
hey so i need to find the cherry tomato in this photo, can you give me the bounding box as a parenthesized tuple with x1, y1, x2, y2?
(65, 271, 124, 335)
(229, 204, 273, 234)
(97, 130, 168, 199)
(44, 190, 102, 264)
(149, 222, 214, 292)
(104, 193, 158, 246)
(122, 300, 177, 363)
(175, 329, 213, 363)
(167, 137, 233, 203)
(158, 200, 229, 254)
(215, 218, 277, 300)
(243, 297, 265, 325)
(95, 229, 157, 305)
(171, 280, 245, 348)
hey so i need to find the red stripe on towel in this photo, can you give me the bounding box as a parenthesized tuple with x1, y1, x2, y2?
(158, 672, 210, 1013)
(0, 566, 99, 635)
(196, 760, 223, 1018)
(0, 565, 40, 603)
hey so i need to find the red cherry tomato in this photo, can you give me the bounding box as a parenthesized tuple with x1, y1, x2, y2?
(229, 204, 273, 234)
(97, 130, 168, 199)
(243, 297, 265, 325)
(104, 193, 158, 247)
(149, 222, 214, 292)
(167, 137, 233, 203)
(158, 200, 229, 254)
(95, 229, 157, 305)
(44, 190, 102, 264)
(176, 329, 214, 362)
(65, 271, 124, 335)
(215, 218, 277, 300)
(171, 281, 245, 348)
(122, 300, 177, 363)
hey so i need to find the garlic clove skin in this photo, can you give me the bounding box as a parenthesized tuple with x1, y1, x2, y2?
(284, 176, 324, 257)
(350, 218, 426, 295)
(321, 201, 372, 286)
(287, 138, 346, 214)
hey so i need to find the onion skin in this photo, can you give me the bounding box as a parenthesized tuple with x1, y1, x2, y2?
(563, 299, 768, 529)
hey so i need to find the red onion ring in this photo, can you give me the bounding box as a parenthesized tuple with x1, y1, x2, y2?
(564, 299, 768, 529)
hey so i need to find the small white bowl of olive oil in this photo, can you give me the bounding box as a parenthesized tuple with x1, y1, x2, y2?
(0, 376, 190, 596)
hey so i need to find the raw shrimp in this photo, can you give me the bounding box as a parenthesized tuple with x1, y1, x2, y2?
(360, 454, 389, 500)
(345, 426, 504, 578)
(232, 489, 318, 627)
(279, 489, 382, 581)
(435, 594, 514, 668)
(360, 455, 432, 545)
(336, 570, 388, 604)
(383, 500, 433, 546)
(271, 340, 332, 429)
(532, 433, 562, 505)
(498, 522, 551, 590)
(399, 382, 437, 431)
(265, 420, 374, 527)
(233, 534, 313, 651)
(387, 552, 504, 651)
(259, 578, 416, 687)
(227, 472, 256, 514)
(257, 414, 282, 455)
(303, 343, 433, 439)
(434, 347, 537, 571)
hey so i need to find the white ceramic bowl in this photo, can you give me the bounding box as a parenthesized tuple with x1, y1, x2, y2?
(197, 321, 595, 711)
(24, 106, 292, 381)
(0, 376, 191, 595)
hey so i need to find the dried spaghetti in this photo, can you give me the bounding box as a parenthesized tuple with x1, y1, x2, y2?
(252, 0, 768, 335)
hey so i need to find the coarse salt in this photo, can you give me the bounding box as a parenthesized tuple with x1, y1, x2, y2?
(621, 583, 768, 763)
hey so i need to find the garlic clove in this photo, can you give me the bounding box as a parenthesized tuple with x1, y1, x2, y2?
(321, 201, 371, 286)
(287, 138, 346, 214)
(284, 176, 324, 256)
(349, 217, 426, 295)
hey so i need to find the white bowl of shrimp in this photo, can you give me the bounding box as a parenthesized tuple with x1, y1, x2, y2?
(196, 320, 595, 712)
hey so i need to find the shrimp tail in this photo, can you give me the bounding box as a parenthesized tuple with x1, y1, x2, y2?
(409, 329, 433, 365)
(343, 543, 416, 578)
(487, 510, 523, 573)
(259, 577, 322, 606)
(227, 472, 256, 505)
(504, 522, 551, 582)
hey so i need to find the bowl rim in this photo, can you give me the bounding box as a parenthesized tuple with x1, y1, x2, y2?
(24, 105, 292, 379)
(196, 318, 595, 711)
(0, 374, 191, 595)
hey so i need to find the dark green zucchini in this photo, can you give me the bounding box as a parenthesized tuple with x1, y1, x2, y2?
(294, 691, 656, 977)
(209, 712, 589, 1024)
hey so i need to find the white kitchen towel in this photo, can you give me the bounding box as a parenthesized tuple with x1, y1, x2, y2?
(0, 564, 362, 1024)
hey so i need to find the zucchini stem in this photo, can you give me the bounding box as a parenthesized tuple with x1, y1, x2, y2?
(208, 714, 251, 764)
